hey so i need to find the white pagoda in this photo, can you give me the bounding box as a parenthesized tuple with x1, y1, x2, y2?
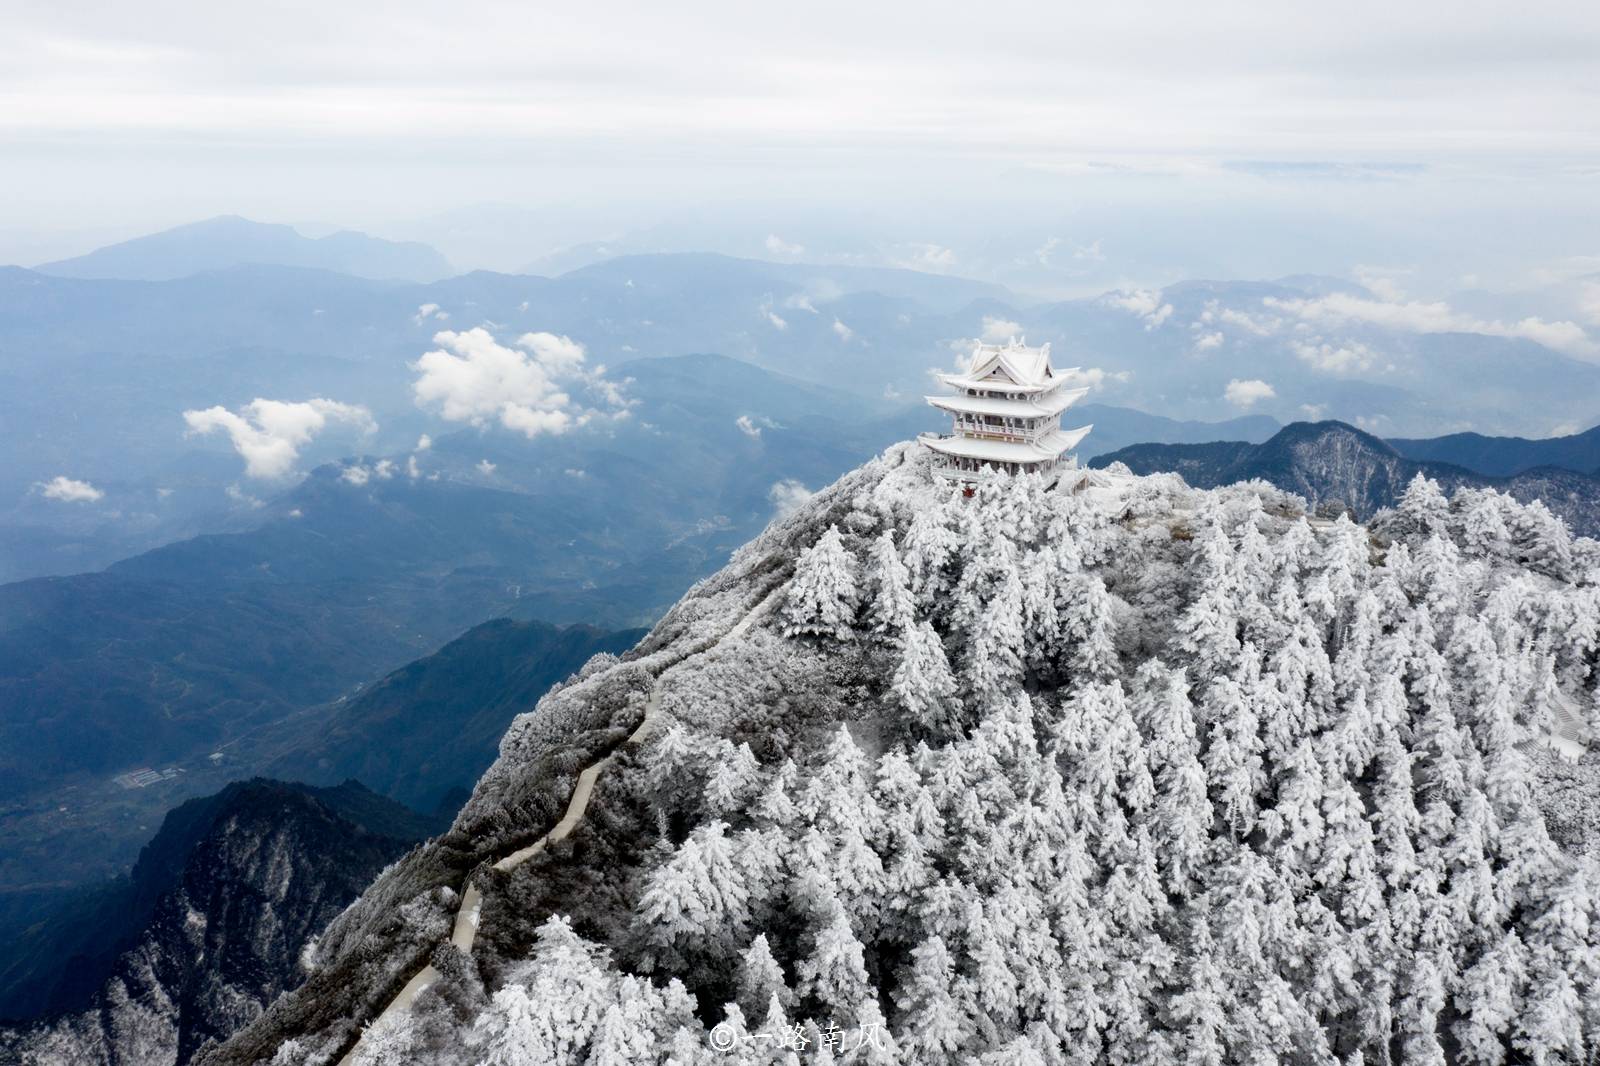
(921, 337, 1092, 484)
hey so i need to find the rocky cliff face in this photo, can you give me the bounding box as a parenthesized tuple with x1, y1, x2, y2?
(1094, 420, 1600, 536)
(2, 780, 433, 1066)
(198, 443, 1600, 1066)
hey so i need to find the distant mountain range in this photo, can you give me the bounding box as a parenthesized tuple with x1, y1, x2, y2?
(34, 216, 453, 283)
(1389, 423, 1600, 477)
(0, 779, 434, 1060)
(1093, 420, 1600, 536)
(7, 240, 1600, 560)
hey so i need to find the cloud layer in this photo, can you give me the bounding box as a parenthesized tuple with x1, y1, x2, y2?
(183, 398, 375, 479)
(411, 328, 627, 438)
(1264, 293, 1595, 358)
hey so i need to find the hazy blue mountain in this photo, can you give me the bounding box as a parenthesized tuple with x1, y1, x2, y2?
(564, 251, 1013, 313)
(257, 619, 644, 816)
(34, 216, 452, 283)
(1072, 402, 1279, 459)
(1092, 420, 1600, 535)
(1388, 422, 1600, 477)
(0, 779, 434, 1061)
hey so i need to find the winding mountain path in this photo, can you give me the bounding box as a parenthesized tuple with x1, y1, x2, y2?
(337, 585, 783, 1064)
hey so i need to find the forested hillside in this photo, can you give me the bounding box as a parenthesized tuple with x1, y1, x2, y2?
(203, 445, 1600, 1066)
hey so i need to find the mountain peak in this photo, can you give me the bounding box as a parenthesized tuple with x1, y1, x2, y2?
(1094, 419, 1600, 534)
(35, 216, 452, 283)
(201, 445, 1600, 1066)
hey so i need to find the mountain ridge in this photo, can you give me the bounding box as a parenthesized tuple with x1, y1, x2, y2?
(35, 216, 453, 283)
(198, 442, 1600, 1066)
(0, 778, 435, 1064)
(1092, 420, 1600, 536)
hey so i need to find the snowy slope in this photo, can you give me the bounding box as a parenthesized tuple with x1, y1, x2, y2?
(203, 445, 1600, 1066)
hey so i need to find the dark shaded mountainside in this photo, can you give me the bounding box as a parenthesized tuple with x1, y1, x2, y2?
(0, 615, 638, 1062)
(0, 780, 435, 1065)
(256, 618, 645, 816)
(0, 615, 635, 1013)
(1093, 420, 1600, 536)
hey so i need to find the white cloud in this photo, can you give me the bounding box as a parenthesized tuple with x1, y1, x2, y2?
(768, 478, 814, 517)
(1224, 378, 1276, 408)
(36, 475, 103, 502)
(374, 459, 395, 479)
(476, 459, 496, 475)
(411, 327, 627, 439)
(415, 433, 432, 451)
(1264, 293, 1596, 358)
(1300, 403, 1328, 419)
(1058, 366, 1131, 389)
(765, 234, 804, 256)
(1578, 282, 1600, 327)
(564, 467, 588, 479)
(832, 318, 855, 342)
(895, 243, 957, 271)
(341, 464, 370, 485)
(288, 508, 304, 518)
(1197, 300, 1281, 336)
(783, 293, 820, 313)
(1040, 236, 1106, 265)
(183, 398, 375, 480)
(1291, 338, 1380, 373)
(1353, 265, 1411, 302)
(1193, 331, 1224, 351)
(736, 415, 762, 439)
(759, 298, 789, 330)
(1104, 289, 1173, 329)
(225, 484, 263, 508)
(981, 316, 1023, 342)
(407, 454, 422, 479)
(412, 302, 449, 325)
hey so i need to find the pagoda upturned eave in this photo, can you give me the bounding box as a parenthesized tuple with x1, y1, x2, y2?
(935, 366, 1084, 396)
(921, 424, 1093, 463)
(924, 385, 1089, 419)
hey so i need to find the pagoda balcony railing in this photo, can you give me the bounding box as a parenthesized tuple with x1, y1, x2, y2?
(951, 420, 1042, 442)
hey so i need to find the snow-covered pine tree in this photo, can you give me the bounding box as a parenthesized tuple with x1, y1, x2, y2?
(868, 529, 916, 643)
(784, 524, 860, 641)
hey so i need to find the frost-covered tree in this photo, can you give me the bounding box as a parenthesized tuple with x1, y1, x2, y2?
(736, 933, 791, 1019)
(635, 821, 751, 969)
(893, 936, 972, 1065)
(868, 530, 916, 642)
(892, 620, 960, 732)
(784, 525, 859, 640)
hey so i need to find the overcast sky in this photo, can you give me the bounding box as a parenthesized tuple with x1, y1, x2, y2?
(6, 1, 1599, 285)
